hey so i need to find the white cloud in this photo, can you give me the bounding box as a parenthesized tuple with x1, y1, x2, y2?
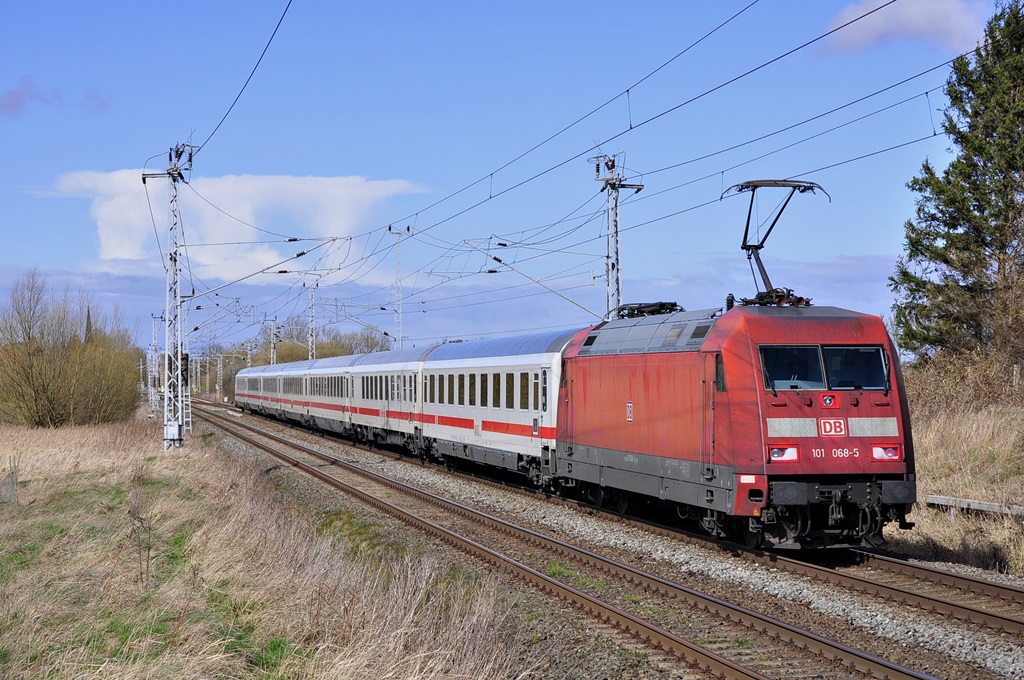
(54, 171, 424, 283)
(826, 0, 989, 53)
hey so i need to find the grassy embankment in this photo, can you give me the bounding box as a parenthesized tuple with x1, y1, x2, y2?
(883, 357, 1024, 574)
(0, 418, 542, 678)
(2, 363, 1023, 677)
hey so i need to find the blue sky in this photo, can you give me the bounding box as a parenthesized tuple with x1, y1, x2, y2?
(1, 0, 993, 353)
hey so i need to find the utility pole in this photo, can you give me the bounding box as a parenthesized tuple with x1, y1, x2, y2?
(592, 154, 643, 320)
(389, 225, 410, 350)
(143, 144, 193, 449)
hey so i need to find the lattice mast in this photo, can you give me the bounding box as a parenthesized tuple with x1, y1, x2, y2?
(143, 144, 193, 449)
(592, 154, 643, 320)
(307, 281, 316, 360)
(147, 313, 162, 415)
(389, 225, 410, 350)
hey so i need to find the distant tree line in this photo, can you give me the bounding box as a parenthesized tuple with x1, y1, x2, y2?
(195, 318, 392, 402)
(0, 269, 141, 426)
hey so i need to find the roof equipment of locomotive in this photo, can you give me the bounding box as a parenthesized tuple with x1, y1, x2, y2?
(722, 179, 830, 307)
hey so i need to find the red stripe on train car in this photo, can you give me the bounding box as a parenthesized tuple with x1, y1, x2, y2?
(308, 401, 348, 413)
(482, 421, 555, 438)
(436, 415, 474, 430)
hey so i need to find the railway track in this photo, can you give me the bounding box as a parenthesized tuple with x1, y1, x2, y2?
(355, 419, 1024, 639)
(196, 405, 934, 680)
(745, 551, 1024, 638)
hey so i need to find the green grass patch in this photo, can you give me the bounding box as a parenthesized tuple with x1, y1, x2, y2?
(0, 521, 71, 579)
(71, 608, 178, 663)
(41, 482, 125, 514)
(252, 636, 300, 673)
(412, 563, 483, 619)
(166, 530, 193, 570)
(545, 560, 606, 590)
(316, 509, 382, 555)
(217, 622, 299, 675)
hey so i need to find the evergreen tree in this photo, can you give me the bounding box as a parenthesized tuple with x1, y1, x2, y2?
(890, 0, 1024, 361)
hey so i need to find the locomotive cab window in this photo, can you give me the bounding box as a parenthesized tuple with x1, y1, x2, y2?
(760, 345, 825, 390)
(823, 346, 887, 390)
(760, 345, 888, 391)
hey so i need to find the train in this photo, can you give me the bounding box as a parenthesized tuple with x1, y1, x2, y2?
(233, 181, 916, 549)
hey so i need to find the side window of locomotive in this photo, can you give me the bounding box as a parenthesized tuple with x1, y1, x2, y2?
(759, 345, 825, 390)
(822, 346, 886, 390)
(714, 353, 726, 392)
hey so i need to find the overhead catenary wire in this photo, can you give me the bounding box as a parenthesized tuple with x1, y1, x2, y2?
(181, 0, 918, 304)
(285, 0, 918, 306)
(194, 0, 294, 157)
(188, 0, 968, 349)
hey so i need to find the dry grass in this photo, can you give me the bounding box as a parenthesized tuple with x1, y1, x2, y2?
(4, 357, 1023, 677)
(885, 357, 1024, 574)
(0, 417, 543, 678)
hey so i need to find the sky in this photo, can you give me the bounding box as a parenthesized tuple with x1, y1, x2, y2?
(0, 0, 995, 355)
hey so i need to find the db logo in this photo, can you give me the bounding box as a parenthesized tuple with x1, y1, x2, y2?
(819, 418, 847, 437)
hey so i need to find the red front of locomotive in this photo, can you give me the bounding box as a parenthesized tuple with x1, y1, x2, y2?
(709, 305, 916, 547)
(555, 304, 915, 548)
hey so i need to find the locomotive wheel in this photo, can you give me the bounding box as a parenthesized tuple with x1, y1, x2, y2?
(740, 522, 764, 549)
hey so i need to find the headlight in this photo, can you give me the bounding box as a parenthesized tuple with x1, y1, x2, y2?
(871, 445, 902, 461)
(768, 446, 799, 462)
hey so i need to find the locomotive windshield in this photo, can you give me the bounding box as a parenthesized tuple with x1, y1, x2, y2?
(760, 345, 887, 391)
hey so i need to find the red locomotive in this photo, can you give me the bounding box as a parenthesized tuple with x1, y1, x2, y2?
(235, 180, 915, 549)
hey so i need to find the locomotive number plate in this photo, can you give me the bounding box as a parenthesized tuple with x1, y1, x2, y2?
(818, 418, 847, 437)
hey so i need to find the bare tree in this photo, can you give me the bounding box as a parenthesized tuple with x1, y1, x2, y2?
(0, 269, 140, 426)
